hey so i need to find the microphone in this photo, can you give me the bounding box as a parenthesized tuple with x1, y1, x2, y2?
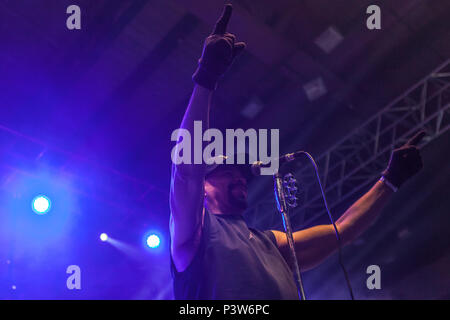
(251, 151, 304, 176)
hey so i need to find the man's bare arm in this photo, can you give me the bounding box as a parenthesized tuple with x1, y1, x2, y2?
(272, 180, 393, 271)
(170, 85, 212, 250)
(272, 131, 426, 271)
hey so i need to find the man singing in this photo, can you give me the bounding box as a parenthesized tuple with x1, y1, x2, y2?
(169, 4, 425, 300)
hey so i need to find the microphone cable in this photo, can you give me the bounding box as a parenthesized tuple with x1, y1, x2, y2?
(299, 151, 355, 300)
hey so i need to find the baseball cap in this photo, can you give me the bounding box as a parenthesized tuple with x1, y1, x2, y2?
(205, 153, 254, 181)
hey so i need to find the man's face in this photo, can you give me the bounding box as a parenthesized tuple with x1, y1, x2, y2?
(205, 165, 248, 212)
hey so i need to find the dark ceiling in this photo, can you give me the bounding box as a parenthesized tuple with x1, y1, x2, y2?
(1, 0, 449, 200)
(0, 0, 449, 299)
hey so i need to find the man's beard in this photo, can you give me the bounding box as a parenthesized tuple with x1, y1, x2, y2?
(227, 182, 248, 211)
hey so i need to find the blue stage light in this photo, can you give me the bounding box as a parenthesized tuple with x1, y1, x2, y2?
(31, 195, 51, 215)
(146, 234, 160, 248)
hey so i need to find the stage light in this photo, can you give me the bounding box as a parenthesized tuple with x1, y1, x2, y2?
(314, 26, 344, 54)
(146, 234, 160, 248)
(31, 195, 51, 215)
(100, 233, 108, 242)
(303, 77, 327, 101)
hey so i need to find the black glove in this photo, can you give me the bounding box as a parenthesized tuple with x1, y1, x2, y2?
(382, 130, 426, 189)
(192, 4, 246, 90)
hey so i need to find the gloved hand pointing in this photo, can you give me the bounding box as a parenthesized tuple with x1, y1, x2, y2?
(192, 4, 246, 90)
(382, 130, 426, 189)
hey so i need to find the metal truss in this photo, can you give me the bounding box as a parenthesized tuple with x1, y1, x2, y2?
(284, 59, 450, 228)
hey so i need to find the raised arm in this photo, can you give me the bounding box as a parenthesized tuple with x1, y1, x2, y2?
(272, 131, 426, 271)
(169, 85, 212, 250)
(169, 4, 246, 269)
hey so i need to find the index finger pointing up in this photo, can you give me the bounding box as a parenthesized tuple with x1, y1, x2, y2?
(405, 130, 426, 147)
(212, 4, 233, 35)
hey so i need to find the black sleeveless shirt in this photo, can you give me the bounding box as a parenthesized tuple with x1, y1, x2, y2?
(170, 211, 299, 299)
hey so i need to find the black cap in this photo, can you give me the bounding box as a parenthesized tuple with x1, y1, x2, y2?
(205, 154, 254, 181)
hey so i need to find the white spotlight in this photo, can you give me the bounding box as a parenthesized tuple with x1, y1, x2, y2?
(100, 233, 108, 242)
